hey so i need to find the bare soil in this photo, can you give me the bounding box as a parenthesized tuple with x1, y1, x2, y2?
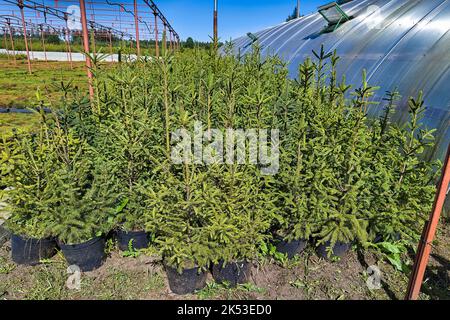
(0, 221, 448, 300)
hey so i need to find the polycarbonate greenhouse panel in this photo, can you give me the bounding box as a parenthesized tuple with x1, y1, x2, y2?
(228, 0, 450, 161)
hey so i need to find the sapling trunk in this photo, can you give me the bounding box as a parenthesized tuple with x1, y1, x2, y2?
(162, 58, 171, 156)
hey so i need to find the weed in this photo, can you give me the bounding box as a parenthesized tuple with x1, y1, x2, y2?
(25, 266, 68, 300)
(0, 256, 15, 274)
(197, 281, 266, 300)
(121, 239, 142, 258)
(145, 272, 165, 291)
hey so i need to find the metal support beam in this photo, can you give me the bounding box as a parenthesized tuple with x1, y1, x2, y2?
(405, 143, 450, 300)
(154, 12, 159, 57)
(7, 21, 16, 65)
(133, 0, 140, 57)
(108, 29, 113, 62)
(89, 22, 96, 55)
(144, 0, 179, 45)
(79, 0, 94, 99)
(18, 0, 32, 74)
(64, 14, 73, 69)
(65, 27, 73, 69)
(39, 25, 48, 63)
(2, 28, 10, 61)
(28, 29, 34, 60)
(213, 0, 218, 50)
(163, 22, 167, 53)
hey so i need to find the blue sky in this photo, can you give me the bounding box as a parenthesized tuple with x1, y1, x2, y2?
(0, 0, 329, 42)
(156, 1, 329, 41)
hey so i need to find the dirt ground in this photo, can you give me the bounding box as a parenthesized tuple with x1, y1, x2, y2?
(0, 220, 448, 300)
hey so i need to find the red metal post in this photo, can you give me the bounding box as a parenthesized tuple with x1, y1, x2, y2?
(7, 21, 16, 66)
(213, 0, 218, 50)
(163, 22, 167, 53)
(3, 28, 10, 61)
(405, 143, 450, 300)
(92, 31, 97, 54)
(153, 12, 159, 57)
(18, 0, 32, 74)
(79, 0, 94, 99)
(28, 30, 35, 60)
(64, 28, 70, 62)
(40, 25, 48, 64)
(64, 15, 73, 69)
(134, 0, 141, 57)
(89, 22, 96, 55)
(108, 30, 113, 62)
(65, 27, 73, 69)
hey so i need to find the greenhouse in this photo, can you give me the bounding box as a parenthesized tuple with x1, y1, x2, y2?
(230, 0, 450, 160)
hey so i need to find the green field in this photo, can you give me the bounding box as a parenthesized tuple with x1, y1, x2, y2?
(0, 55, 87, 138)
(0, 113, 40, 138)
(0, 55, 87, 109)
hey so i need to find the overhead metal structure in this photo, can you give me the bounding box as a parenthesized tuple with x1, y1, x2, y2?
(0, 13, 65, 63)
(0, 0, 180, 58)
(229, 0, 450, 161)
(1, 0, 139, 40)
(0, 0, 180, 100)
(144, 0, 180, 48)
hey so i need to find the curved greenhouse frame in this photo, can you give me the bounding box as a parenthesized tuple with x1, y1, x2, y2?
(229, 0, 450, 160)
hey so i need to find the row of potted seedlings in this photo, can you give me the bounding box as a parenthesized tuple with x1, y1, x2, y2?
(10, 229, 149, 271)
(11, 229, 348, 269)
(10, 229, 251, 294)
(10, 228, 345, 294)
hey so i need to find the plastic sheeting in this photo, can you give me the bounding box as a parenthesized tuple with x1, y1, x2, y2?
(228, 0, 450, 161)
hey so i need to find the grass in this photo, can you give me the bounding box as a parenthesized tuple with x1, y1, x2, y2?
(196, 282, 266, 300)
(0, 55, 87, 109)
(0, 53, 27, 60)
(0, 256, 15, 275)
(0, 54, 88, 137)
(0, 113, 40, 138)
(0, 236, 448, 300)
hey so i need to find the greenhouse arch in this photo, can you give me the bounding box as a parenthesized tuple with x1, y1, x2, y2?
(229, 0, 450, 160)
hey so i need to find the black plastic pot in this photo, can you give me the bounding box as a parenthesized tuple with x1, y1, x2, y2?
(58, 237, 106, 272)
(116, 230, 150, 251)
(11, 234, 57, 266)
(212, 260, 251, 287)
(165, 265, 208, 295)
(317, 241, 351, 260)
(276, 239, 308, 259)
(374, 233, 401, 243)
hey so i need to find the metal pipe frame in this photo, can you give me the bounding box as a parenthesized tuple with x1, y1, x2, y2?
(18, 0, 32, 74)
(78, 0, 94, 99)
(406, 143, 450, 300)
